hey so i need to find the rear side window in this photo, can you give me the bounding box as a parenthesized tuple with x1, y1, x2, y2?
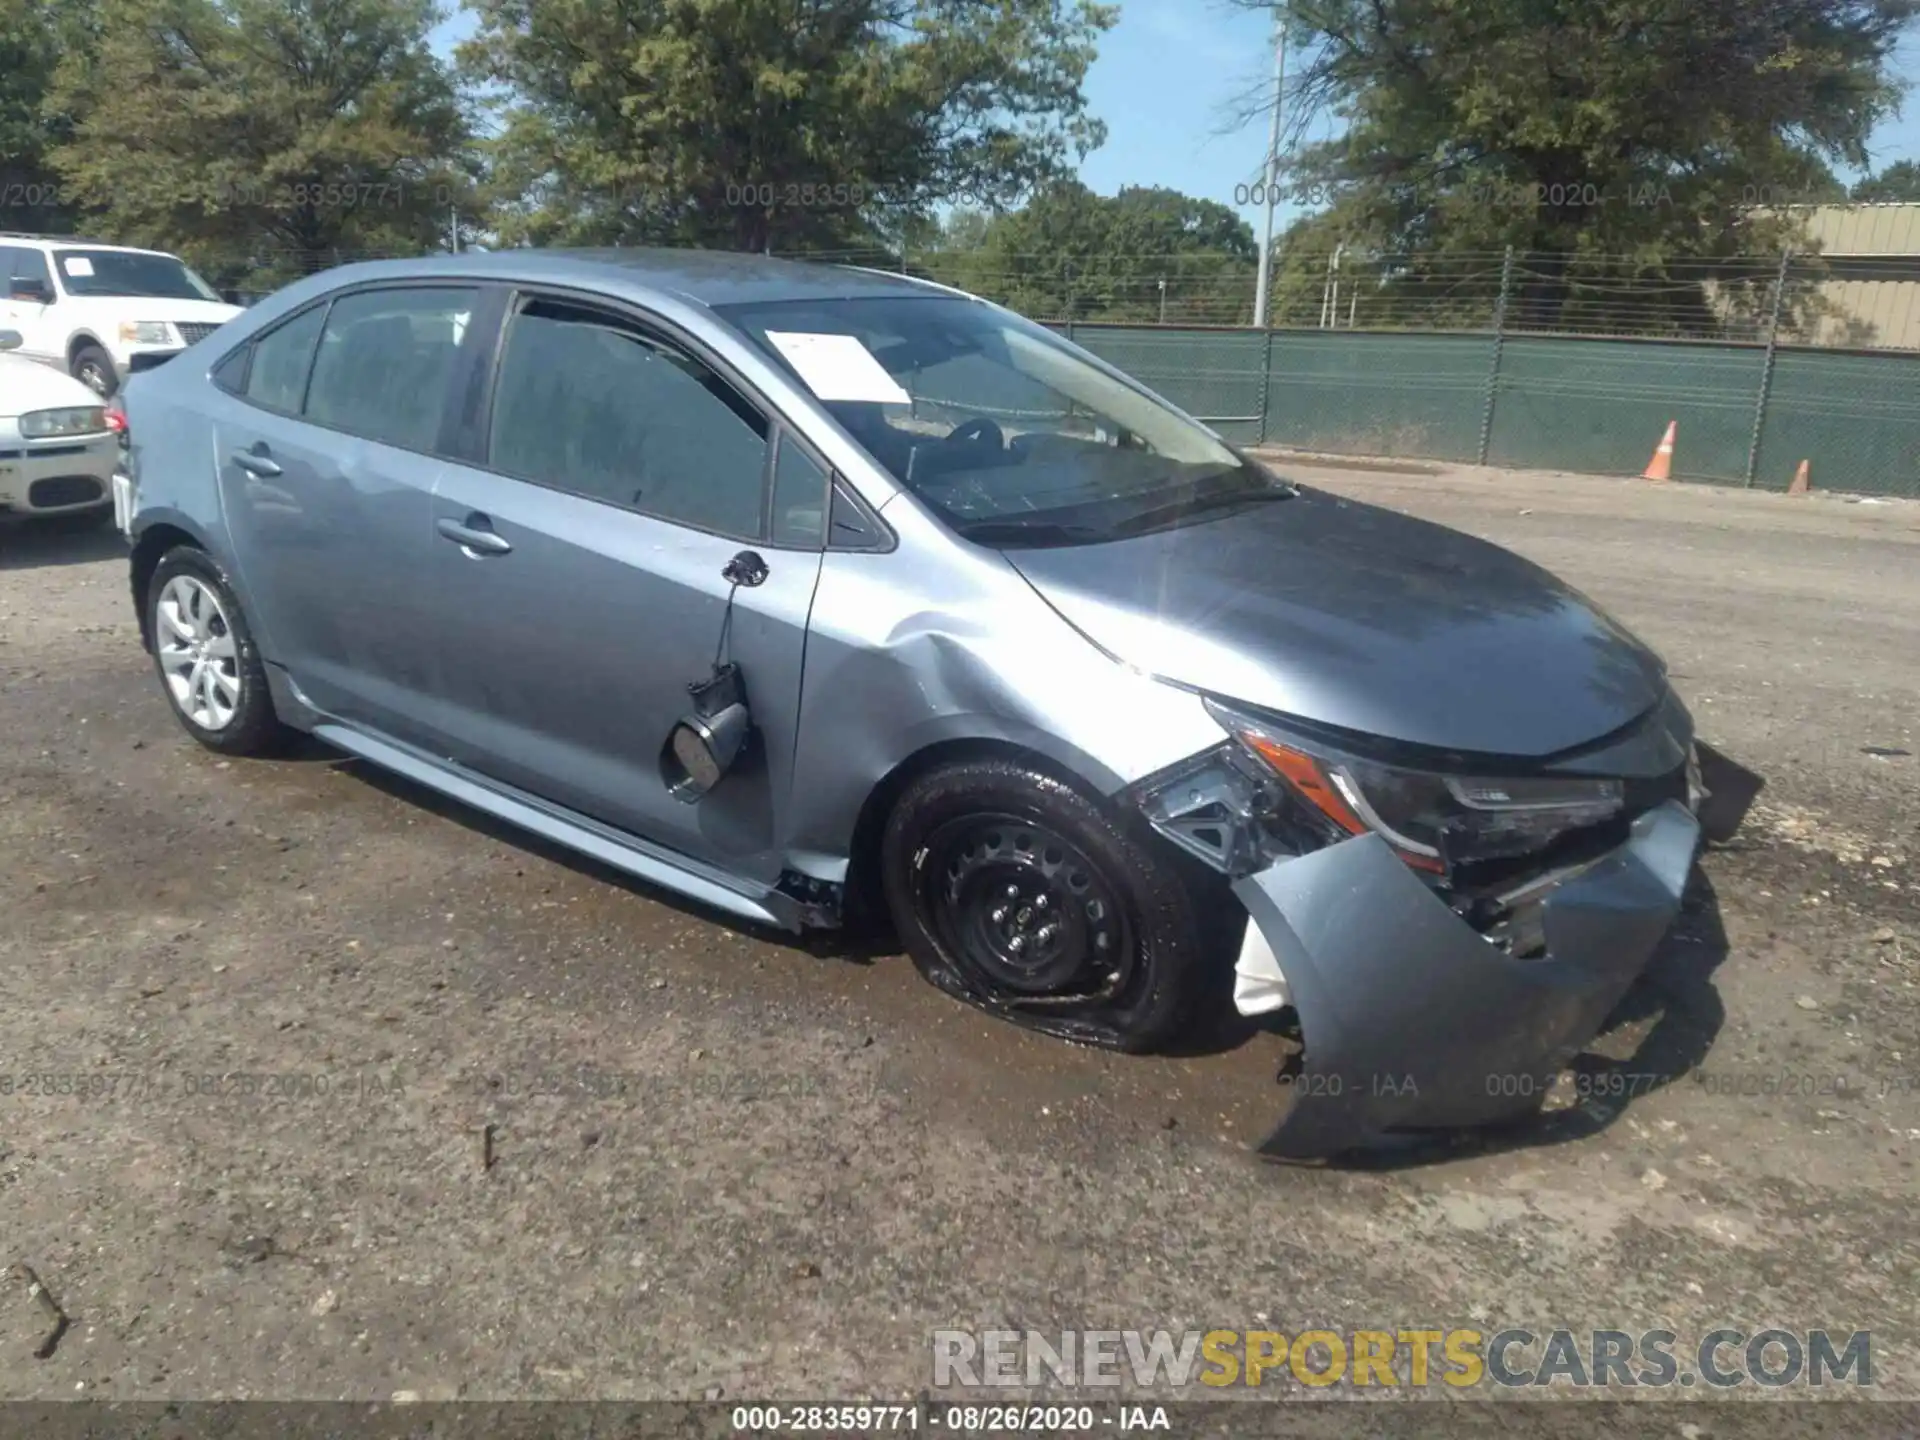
(243, 305, 326, 413)
(488, 297, 769, 539)
(305, 287, 477, 452)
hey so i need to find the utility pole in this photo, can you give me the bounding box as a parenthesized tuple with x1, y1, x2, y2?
(1252, 4, 1288, 329)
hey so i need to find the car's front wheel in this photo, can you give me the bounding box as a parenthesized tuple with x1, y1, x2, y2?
(146, 547, 292, 756)
(71, 343, 118, 399)
(880, 756, 1215, 1052)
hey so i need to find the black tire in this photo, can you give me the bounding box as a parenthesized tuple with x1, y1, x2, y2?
(880, 756, 1213, 1053)
(70, 343, 118, 399)
(146, 546, 293, 756)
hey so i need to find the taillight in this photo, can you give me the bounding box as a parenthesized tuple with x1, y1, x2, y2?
(105, 395, 128, 447)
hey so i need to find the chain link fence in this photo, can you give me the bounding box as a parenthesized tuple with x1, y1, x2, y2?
(789, 243, 1920, 351)
(778, 243, 1920, 497)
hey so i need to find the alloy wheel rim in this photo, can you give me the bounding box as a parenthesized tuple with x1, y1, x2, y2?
(156, 575, 241, 731)
(921, 813, 1132, 1002)
(77, 361, 112, 396)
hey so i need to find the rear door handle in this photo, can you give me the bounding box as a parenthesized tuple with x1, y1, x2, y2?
(436, 514, 512, 556)
(230, 444, 281, 478)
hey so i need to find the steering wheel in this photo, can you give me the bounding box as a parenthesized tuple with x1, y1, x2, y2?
(944, 416, 1005, 452)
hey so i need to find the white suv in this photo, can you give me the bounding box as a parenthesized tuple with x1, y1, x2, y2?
(0, 234, 244, 398)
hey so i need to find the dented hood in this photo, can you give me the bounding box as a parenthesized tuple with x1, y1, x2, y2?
(1003, 487, 1669, 759)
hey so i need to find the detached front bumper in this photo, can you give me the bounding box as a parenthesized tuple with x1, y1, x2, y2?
(1232, 800, 1700, 1159)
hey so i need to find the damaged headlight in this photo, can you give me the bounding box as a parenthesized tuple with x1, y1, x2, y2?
(1207, 700, 1624, 878)
(1129, 700, 1627, 884)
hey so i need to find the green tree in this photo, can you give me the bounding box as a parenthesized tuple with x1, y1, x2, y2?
(460, 0, 1116, 253)
(47, 0, 474, 290)
(925, 181, 1258, 322)
(0, 0, 95, 234)
(1851, 158, 1920, 201)
(1241, 0, 1918, 332)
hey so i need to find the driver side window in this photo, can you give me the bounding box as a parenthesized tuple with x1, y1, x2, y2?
(5, 246, 53, 301)
(488, 298, 770, 540)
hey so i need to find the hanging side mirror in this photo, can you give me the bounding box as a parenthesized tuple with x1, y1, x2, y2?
(662, 663, 751, 803)
(661, 552, 768, 803)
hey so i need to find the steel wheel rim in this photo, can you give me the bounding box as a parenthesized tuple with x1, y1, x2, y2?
(919, 812, 1134, 1003)
(156, 575, 241, 731)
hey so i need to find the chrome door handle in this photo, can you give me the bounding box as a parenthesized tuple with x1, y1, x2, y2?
(436, 515, 512, 556)
(231, 447, 281, 478)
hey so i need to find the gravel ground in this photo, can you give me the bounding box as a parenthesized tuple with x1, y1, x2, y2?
(0, 463, 1916, 1409)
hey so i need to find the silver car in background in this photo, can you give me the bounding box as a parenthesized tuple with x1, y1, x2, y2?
(120, 250, 1704, 1158)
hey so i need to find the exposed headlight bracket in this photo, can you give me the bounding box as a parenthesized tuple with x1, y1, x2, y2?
(1125, 746, 1320, 879)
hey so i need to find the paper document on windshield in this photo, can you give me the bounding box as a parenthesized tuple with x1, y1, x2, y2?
(766, 331, 911, 405)
(63, 257, 94, 277)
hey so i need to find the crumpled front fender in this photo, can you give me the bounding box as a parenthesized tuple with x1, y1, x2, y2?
(1232, 801, 1700, 1159)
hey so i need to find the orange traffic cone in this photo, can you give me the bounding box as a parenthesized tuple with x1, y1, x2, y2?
(1788, 460, 1811, 495)
(1642, 421, 1677, 482)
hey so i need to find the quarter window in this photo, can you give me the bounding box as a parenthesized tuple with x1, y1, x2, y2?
(304, 287, 477, 452)
(488, 298, 769, 539)
(243, 305, 326, 413)
(770, 431, 829, 548)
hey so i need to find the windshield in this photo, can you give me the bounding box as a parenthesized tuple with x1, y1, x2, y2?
(715, 294, 1289, 546)
(54, 249, 221, 302)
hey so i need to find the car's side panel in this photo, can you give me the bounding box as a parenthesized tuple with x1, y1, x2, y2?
(124, 366, 246, 581)
(180, 283, 488, 747)
(213, 397, 450, 741)
(780, 496, 1229, 883)
(423, 462, 824, 880)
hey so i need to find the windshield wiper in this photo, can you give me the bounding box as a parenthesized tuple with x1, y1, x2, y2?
(1111, 480, 1298, 537)
(954, 518, 1113, 548)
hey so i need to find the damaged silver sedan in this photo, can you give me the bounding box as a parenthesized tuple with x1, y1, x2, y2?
(120, 249, 1703, 1158)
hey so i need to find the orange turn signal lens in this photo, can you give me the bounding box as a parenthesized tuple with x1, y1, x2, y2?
(1240, 732, 1447, 875)
(1239, 734, 1368, 837)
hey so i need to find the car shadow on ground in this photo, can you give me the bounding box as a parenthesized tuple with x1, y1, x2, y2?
(320, 753, 1267, 1056)
(328, 754, 905, 963)
(1316, 743, 1767, 1172)
(0, 515, 124, 569)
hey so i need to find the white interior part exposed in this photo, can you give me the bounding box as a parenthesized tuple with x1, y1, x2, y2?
(1232, 912, 1291, 1017)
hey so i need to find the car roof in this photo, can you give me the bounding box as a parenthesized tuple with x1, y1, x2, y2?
(294, 247, 963, 311)
(2, 236, 183, 258)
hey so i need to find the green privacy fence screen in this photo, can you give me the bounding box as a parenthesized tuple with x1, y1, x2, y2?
(1055, 323, 1920, 499)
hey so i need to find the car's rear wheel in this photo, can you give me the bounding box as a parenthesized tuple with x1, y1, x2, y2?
(146, 547, 292, 756)
(880, 756, 1212, 1052)
(71, 343, 117, 399)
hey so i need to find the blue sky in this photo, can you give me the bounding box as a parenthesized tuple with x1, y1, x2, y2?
(433, 0, 1920, 235)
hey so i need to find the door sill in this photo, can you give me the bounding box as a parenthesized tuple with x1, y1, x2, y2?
(310, 721, 804, 932)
